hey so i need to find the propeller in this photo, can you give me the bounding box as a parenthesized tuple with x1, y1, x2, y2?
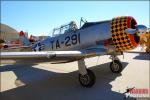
(125, 25, 147, 35)
(125, 25, 148, 52)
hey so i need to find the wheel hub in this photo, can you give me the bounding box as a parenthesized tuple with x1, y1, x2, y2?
(80, 74, 90, 85)
(113, 63, 119, 71)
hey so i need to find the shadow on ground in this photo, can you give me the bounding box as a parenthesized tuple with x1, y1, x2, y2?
(133, 53, 150, 60)
(0, 61, 133, 100)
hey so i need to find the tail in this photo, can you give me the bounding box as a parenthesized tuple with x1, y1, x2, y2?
(19, 31, 31, 46)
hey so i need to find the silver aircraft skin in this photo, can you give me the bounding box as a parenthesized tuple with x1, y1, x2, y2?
(33, 20, 111, 51)
(1, 16, 147, 87)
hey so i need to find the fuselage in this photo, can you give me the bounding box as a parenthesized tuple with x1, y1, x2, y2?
(33, 16, 141, 53)
(34, 20, 112, 52)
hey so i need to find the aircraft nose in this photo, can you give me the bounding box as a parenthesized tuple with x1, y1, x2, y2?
(111, 16, 145, 51)
(125, 24, 147, 46)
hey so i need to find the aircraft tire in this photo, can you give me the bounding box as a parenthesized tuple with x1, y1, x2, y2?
(110, 60, 122, 73)
(78, 69, 96, 88)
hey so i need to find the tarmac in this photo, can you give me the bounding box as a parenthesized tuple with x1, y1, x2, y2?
(0, 47, 150, 100)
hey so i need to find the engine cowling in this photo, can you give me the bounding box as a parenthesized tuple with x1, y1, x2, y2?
(111, 16, 140, 51)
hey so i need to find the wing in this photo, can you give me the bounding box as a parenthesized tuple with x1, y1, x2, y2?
(1, 46, 32, 52)
(1, 47, 107, 64)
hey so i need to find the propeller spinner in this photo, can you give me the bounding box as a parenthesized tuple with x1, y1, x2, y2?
(125, 25, 147, 35)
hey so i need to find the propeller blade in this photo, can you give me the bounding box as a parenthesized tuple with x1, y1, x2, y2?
(125, 28, 137, 34)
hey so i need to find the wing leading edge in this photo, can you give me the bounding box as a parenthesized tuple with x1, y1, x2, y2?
(1, 48, 107, 64)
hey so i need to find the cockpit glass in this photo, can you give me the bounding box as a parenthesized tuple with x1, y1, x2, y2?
(51, 21, 78, 37)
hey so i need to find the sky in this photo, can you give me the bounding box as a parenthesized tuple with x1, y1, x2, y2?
(1, 1, 149, 36)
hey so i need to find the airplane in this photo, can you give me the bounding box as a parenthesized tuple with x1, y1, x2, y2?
(0, 31, 35, 51)
(1, 16, 147, 88)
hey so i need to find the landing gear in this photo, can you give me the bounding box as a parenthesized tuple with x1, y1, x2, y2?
(78, 59, 96, 88)
(79, 69, 95, 88)
(109, 55, 123, 73)
(110, 60, 122, 73)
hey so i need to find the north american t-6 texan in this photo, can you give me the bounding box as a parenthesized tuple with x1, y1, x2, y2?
(1, 16, 147, 87)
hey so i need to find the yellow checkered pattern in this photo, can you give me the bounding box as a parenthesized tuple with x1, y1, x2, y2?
(111, 16, 135, 51)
